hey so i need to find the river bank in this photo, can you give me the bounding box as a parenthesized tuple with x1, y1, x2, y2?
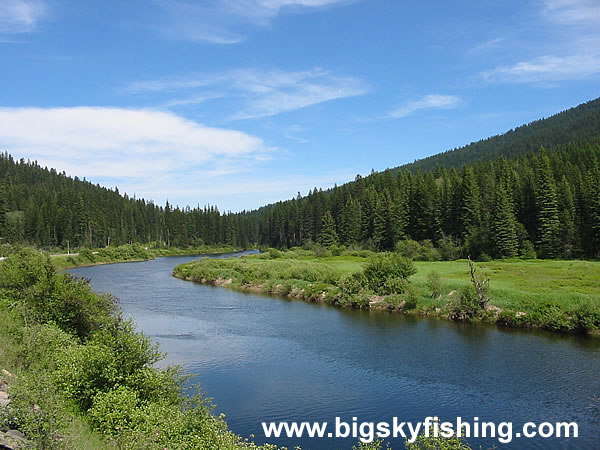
(50, 244, 243, 269)
(173, 249, 600, 335)
(0, 249, 282, 449)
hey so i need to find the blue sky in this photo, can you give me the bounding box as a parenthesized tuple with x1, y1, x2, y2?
(1, 0, 599, 211)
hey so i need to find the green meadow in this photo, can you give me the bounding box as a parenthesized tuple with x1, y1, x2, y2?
(174, 249, 600, 334)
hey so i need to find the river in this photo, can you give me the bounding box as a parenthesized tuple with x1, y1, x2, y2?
(68, 253, 600, 449)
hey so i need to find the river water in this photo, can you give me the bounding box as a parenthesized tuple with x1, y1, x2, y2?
(69, 253, 600, 449)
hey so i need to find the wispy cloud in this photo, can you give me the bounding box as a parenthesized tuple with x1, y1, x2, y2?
(387, 95, 462, 119)
(480, 0, 600, 84)
(481, 53, 600, 83)
(542, 0, 600, 25)
(0, 0, 45, 33)
(153, 0, 353, 44)
(129, 68, 368, 119)
(467, 37, 506, 56)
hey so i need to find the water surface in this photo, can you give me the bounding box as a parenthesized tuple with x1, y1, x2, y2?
(69, 254, 600, 449)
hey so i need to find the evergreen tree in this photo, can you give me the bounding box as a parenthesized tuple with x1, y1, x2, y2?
(492, 185, 518, 258)
(459, 166, 481, 240)
(317, 211, 339, 247)
(557, 175, 577, 258)
(373, 190, 395, 251)
(535, 148, 560, 258)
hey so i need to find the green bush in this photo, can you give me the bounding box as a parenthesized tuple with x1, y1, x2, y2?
(426, 271, 443, 298)
(447, 285, 482, 320)
(89, 386, 142, 435)
(403, 285, 419, 310)
(363, 253, 416, 295)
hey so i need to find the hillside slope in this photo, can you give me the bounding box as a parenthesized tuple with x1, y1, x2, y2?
(397, 97, 600, 172)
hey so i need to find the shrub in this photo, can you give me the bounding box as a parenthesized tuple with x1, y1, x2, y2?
(53, 342, 119, 410)
(395, 240, 423, 259)
(447, 285, 481, 320)
(426, 271, 443, 298)
(363, 253, 416, 295)
(330, 244, 345, 256)
(403, 284, 419, 310)
(268, 248, 282, 259)
(89, 386, 142, 435)
(382, 276, 409, 295)
(438, 235, 463, 260)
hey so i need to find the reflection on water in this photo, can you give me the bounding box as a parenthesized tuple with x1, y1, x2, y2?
(69, 254, 600, 449)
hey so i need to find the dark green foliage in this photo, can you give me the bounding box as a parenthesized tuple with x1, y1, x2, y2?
(535, 148, 561, 258)
(317, 211, 339, 247)
(491, 185, 518, 258)
(399, 97, 600, 172)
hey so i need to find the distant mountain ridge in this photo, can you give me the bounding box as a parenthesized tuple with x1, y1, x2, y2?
(395, 97, 600, 173)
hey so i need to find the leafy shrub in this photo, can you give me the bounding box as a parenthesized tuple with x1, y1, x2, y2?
(330, 244, 345, 256)
(363, 253, 416, 294)
(89, 386, 142, 435)
(396, 239, 441, 261)
(403, 284, 419, 310)
(426, 271, 443, 298)
(438, 235, 463, 260)
(268, 248, 282, 259)
(0, 249, 116, 338)
(395, 240, 423, 259)
(447, 285, 482, 320)
(382, 276, 409, 295)
(53, 342, 120, 410)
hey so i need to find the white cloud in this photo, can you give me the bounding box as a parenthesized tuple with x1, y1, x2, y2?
(387, 95, 462, 119)
(0, 0, 45, 33)
(479, 0, 600, 84)
(0, 107, 271, 198)
(481, 53, 600, 83)
(542, 0, 600, 25)
(153, 0, 352, 44)
(130, 68, 368, 119)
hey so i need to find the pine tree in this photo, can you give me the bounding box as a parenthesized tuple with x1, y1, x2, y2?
(317, 211, 338, 247)
(535, 148, 560, 258)
(340, 197, 361, 245)
(459, 166, 481, 240)
(373, 190, 395, 251)
(557, 175, 577, 257)
(584, 164, 600, 257)
(492, 185, 518, 258)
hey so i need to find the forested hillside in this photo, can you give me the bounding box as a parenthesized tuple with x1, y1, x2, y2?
(256, 142, 600, 259)
(1, 98, 600, 259)
(0, 153, 257, 250)
(398, 97, 600, 172)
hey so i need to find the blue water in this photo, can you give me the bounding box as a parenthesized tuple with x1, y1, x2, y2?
(69, 254, 600, 449)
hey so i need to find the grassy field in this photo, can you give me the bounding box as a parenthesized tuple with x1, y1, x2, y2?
(174, 249, 600, 334)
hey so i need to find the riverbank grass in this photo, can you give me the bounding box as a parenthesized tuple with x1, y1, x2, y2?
(173, 250, 600, 334)
(50, 243, 242, 270)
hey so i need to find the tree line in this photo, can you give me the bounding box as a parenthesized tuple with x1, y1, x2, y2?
(0, 152, 257, 250)
(256, 142, 600, 259)
(1, 141, 599, 259)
